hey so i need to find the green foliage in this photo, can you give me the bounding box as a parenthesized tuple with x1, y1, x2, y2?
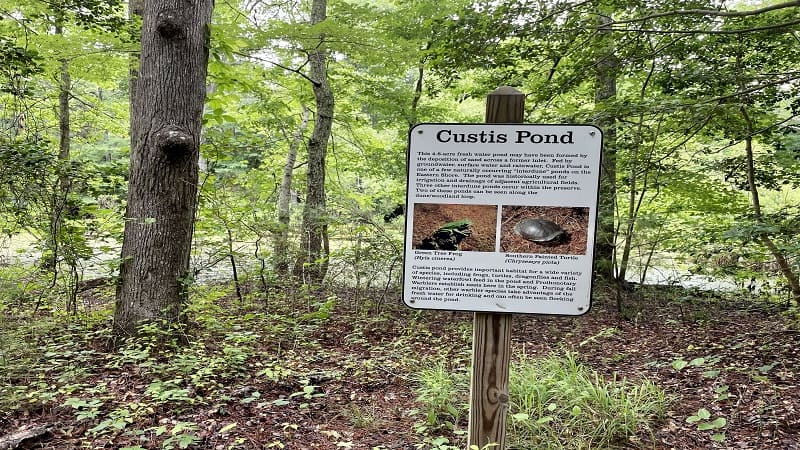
(414, 362, 468, 432)
(0, 311, 106, 413)
(0, 140, 54, 232)
(0, 37, 43, 95)
(145, 378, 193, 405)
(154, 421, 201, 449)
(0, 0, 796, 306)
(1, 0, 799, 443)
(329, 216, 403, 311)
(298, 296, 337, 323)
(412, 352, 667, 449)
(64, 397, 104, 420)
(0, 265, 50, 313)
(288, 380, 326, 409)
(686, 407, 727, 443)
(507, 352, 668, 450)
(671, 357, 706, 371)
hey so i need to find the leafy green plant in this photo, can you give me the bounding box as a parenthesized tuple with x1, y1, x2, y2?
(298, 296, 337, 323)
(63, 397, 104, 420)
(255, 361, 290, 383)
(153, 421, 201, 449)
(686, 408, 727, 442)
(508, 352, 668, 449)
(145, 379, 193, 404)
(671, 356, 706, 371)
(413, 362, 468, 431)
(714, 385, 730, 402)
(757, 362, 777, 375)
(240, 390, 261, 404)
(88, 406, 136, 435)
(289, 380, 326, 408)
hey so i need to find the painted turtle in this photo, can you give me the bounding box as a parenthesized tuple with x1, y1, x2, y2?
(513, 218, 567, 243)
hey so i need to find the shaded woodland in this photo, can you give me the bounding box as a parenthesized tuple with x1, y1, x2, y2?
(1, 0, 799, 448)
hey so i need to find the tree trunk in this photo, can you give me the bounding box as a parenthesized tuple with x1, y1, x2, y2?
(594, 13, 618, 281)
(129, 0, 143, 130)
(741, 107, 800, 304)
(274, 104, 309, 275)
(43, 18, 72, 273)
(114, 0, 214, 337)
(226, 226, 243, 303)
(617, 63, 658, 285)
(294, 0, 333, 285)
(408, 42, 430, 130)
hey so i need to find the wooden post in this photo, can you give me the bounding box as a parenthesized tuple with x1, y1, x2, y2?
(467, 86, 525, 450)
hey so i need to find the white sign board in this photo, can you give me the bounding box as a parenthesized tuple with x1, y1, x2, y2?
(402, 123, 602, 315)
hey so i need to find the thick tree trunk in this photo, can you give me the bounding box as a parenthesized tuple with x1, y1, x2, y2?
(294, 0, 333, 284)
(114, 0, 214, 337)
(274, 105, 309, 275)
(594, 13, 619, 281)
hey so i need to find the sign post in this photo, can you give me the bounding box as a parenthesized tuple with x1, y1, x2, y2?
(402, 86, 602, 449)
(468, 86, 523, 449)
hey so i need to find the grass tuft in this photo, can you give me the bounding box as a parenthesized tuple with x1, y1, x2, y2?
(508, 352, 668, 449)
(414, 352, 668, 449)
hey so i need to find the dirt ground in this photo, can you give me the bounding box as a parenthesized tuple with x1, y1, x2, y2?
(3, 286, 800, 449)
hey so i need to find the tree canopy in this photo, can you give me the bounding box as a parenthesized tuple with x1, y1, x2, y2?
(0, 0, 797, 314)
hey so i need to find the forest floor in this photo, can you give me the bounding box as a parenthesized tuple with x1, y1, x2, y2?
(1, 282, 800, 449)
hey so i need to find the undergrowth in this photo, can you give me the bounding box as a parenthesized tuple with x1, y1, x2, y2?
(507, 352, 668, 449)
(0, 279, 320, 448)
(414, 352, 669, 450)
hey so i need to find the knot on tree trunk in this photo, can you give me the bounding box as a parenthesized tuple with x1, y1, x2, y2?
(156, 126, 193, 158)
(156, 9, 186, 40)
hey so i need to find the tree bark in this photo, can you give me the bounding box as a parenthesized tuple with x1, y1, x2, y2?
(594, 13, 619, 281)
(42, 17, 72, 273)
(740, 107, 800, 304)
(408, 43, 430, 130)
(617, 63, 658, 285)
(294, 0, 333, 284)
(129, 0, 143, 130)
(0, 425, 51, 450)
(114, 0, 214, 337)
(274, 104, 309, 275)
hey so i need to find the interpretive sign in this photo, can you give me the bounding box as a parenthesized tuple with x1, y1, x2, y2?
(403, 123, 603, 315)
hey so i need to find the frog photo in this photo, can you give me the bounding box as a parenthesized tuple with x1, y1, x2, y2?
(418, 219, 472, 250)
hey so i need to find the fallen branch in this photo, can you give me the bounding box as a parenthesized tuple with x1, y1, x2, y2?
(0, 425, 51, 450)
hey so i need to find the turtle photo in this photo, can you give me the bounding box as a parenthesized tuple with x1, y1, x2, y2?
(513, 218, 567, 244)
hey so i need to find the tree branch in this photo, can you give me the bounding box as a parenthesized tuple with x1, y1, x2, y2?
(700, 74, 800, 106)
(234, 51, 319, 86)
(607, 0, 800, 26)
(612, 19, 800, 35)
